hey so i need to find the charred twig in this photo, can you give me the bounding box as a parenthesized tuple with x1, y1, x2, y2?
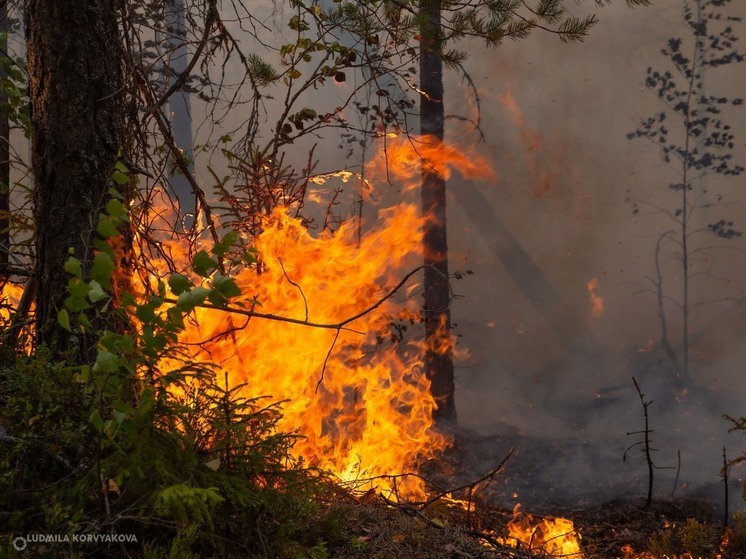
(278, 257, 308, 322)
(421, 448, 515, 520)
(315, 328, 341, 394)
(161, 264, 434, 333)
(722, 446, 729, 527)
(625, 377, 655, 507)
(624, 377, 673, 508)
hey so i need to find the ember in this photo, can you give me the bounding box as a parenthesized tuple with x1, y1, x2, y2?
(502, 504, 584, 557)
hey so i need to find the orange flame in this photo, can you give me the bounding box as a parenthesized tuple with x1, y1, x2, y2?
(157, 135, 497, 497)
(586, 277, 604, 318)
(503, 505, 584, 557)
(368, 134, 494, 193)
(137, 190, 448, 498)
(0, 281, 32, 352)
(0, 282, 24, 323)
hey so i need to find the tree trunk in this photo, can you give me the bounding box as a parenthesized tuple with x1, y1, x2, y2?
(25, 0, 125, 359)
(164, 0, 196, 220)
(419, 0, 456, 425)
(0, 3, 9, 274)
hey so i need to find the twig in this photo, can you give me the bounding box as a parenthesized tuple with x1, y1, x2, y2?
(421, 448, 514, 511)
(162, 264, 433, 333)
(315, 328, 341, 394)
(380, 493, 531, 558)
(0, 432, 74, 471)
(722, 446, 729, 527)
(625, 377, 655, 507)
(278, 257, 308, 322)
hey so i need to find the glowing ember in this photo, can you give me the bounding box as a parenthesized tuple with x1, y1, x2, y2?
(503, 505, 584, 557)
(0, 282, 24, 323)
(587, 277, 604, 318)
(0, 281, 31, 351)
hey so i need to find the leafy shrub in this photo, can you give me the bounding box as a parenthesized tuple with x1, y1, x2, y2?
(0, 192, 336, 558)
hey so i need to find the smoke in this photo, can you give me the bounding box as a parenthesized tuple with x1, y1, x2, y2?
(445, 1, 746, 510)
(177, 0, 746, 511)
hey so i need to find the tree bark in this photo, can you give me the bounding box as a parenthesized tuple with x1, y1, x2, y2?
(419, 0, 457, 425)
(25, 0, 125, 359)
(0, 3, 9, 274)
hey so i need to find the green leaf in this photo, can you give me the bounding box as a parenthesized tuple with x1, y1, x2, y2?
(192, 251, 218, 277)
(90, 409, 104, 433)
(135, 300, 159, 323)
(77, 312, 92, 331)
(213, 274, 242, 298)
(87, 280, 108, 303)
(118, 334, 134, 353)
(111, 169, 129, 186)
(207, 290, 226, 307)
(211, 231, 239, 258)
(121, 291, 137, 308)
(93, 237, 115, 258)
(167, 307, 185, 329)
(106, 198, 129, 221)
(64, 257, 83, 278)
(64, 293, 92, 313)
(287, 68, 302, 80)
(242, 249, 258, 265)
(176, 286, 209, 312)
(97, 216, 119, 239)
(109, 179, 127, 196)
(67, 277, 92, 299)
(58, 309, 71, 332)
(168, 273, 192, 295)
(91, 252, 115, 288)
(93, 350, 120, 373)
(112, 409, 127, 426)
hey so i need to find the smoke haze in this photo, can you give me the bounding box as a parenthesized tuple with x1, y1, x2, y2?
(445, 1, 746, 509)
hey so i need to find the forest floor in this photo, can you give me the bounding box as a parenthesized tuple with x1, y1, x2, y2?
(325, 429, 745, 558)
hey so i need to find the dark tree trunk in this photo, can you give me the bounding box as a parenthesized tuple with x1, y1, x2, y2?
(25, 0, 125, 359)
(419, 0, 456, 425)
(0, 3, 9, 274)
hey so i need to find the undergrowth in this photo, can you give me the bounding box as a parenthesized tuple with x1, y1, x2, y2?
(0, 188, 342, 558)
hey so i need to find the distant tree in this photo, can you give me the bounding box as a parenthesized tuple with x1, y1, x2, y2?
(416, 0, 651, 424)
(627, 0, 744, 388)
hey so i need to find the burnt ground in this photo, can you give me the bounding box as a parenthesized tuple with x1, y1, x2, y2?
(416, 428, 746, 557)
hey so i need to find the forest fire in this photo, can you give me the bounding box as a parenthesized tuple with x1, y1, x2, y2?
(143, 198, 446, 499)
(142, 135, 497, 498)
(113, 134, 496, 502)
